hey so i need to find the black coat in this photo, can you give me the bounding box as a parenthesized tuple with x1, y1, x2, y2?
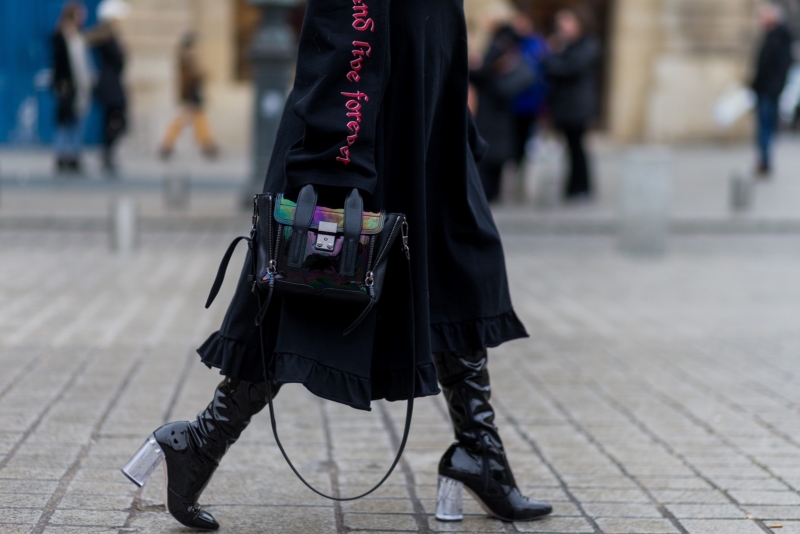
(470, 27, 534, 165)
(93, 32, 127, 109)
(198, 0, 527, 410)
(751, 24, 793, 99)
(544, 35, 600, 127)
(52, 31, 77, 125)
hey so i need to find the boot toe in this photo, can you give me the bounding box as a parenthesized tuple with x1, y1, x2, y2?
(173, 506, 219, 531)
(476, 489, 553, 522)
(192, 509, 220, 531)
(514, 498, 552, 521)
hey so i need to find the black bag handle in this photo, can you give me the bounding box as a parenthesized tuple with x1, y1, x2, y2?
(255, 234, 415, 501)
(287, 185, 318, 268)
(340, 188, 364, 276)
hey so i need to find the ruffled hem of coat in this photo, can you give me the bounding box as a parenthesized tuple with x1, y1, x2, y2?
(197, 332, 441, 411)
(198, 332, 265, 383)
(430, 309, 529, 353)
(273, 352, 440, 411)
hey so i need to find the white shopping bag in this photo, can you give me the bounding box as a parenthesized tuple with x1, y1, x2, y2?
(713, 84, 756, 129)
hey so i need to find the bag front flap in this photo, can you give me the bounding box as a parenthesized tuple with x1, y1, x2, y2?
(274, 194, 384, 235)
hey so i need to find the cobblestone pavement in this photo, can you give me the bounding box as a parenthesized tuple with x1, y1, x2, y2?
(1, 230, 800, 533)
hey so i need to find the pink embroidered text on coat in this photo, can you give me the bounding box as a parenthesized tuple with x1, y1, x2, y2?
(336, 1, 375, 164)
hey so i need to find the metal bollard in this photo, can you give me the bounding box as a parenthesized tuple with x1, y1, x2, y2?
(163, 174, 191, 210)
(534, 173, 560, 210)
(730, 171, 753, 212)
(619, 147, 672, 256)
(110, 197, 139, 253)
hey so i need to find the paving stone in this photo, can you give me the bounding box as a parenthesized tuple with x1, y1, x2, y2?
(0, 495, 50, 509)
(343, 512, 418, 531)
(0, 509, 41, 524)
(729, 490, 800, 506)
(57, 492, 134, 510)
(427, 515, 511, 532)
(340, 498, 414, 514)
(712, 477, 788, 491)
(649, 489, 731, 504)
(47, 509, 129, 527)
(595, 517, 680, 533)
(678, 519, 766, 534)
(760, 521, 800, 533)
(581, 502, 663, 518)
(743, 506, 800, 520)
(513, 516, 595, 533)
(0, 480, 58, 495)
(666, 503, 747, 519)
(568, 488, 652, 503)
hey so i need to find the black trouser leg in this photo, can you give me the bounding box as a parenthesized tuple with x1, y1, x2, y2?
(560, 124, 591, 198)
(102, 106, 126, 172)
(479, 161, 504, 203)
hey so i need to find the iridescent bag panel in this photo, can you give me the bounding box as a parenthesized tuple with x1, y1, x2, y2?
(254, 185, 408, 306)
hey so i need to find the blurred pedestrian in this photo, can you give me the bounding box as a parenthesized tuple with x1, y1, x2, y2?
(87, 0, 130, 175)
(510, 13, 549, 167)
(52, 2, 93, 174)
(470, 20, 535, 202)
(159, 33, 220, 160)
(544, 7, 600, 201)
(750, 3, 793, 177)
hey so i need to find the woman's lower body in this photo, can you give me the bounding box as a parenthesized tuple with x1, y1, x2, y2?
(159, 105, 219, 160)
(101, 105, 127, 174)
(557, 122, 592, 200)
(478, 159, 505, 203)
(122, 349, 551, 530)
(755, 94, 779, 176)
(54, 114, 87, 174)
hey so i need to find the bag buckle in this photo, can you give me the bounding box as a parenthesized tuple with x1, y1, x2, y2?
(315, 221, 338, 251)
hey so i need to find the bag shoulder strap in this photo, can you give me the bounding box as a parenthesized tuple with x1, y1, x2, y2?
(256, 239, 415, 501)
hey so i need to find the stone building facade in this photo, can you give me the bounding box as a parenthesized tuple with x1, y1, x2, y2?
(115, 0, 793, 154)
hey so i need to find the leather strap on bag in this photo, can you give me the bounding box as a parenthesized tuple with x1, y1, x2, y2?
(256, 238, 415, 501)
(205, 235, 251, 309)
(287, 185, 318, 268)
(340, 188, 364, 276)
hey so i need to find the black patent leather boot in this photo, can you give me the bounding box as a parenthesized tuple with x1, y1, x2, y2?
(432, 350, 552, 522)
(122, 378, 280, 531)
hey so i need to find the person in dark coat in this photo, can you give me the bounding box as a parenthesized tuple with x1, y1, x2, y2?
(470, 23, 535, 202)
(750, 3, 793, 177)
(121, 0, 552, 530)
(51, 2, 93, 174)
(544, 8, 600, 201)
(87, 0, 130, 174)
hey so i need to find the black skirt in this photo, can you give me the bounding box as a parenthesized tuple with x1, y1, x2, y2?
(198, 0, 527, 411)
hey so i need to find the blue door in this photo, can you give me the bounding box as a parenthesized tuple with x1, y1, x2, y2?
(0, 0, 103, 146)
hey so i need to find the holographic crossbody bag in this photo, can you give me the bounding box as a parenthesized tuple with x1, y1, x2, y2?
(206, 184, 409, 331)
(204, 184, 415, 502)
(253, 184, 408, 331)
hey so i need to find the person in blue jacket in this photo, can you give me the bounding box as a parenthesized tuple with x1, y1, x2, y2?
(510, 13, 549, 167)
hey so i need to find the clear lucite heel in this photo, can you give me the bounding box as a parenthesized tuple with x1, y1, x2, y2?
(121, 435, 165, 487)
(435, 475, 464, 522)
